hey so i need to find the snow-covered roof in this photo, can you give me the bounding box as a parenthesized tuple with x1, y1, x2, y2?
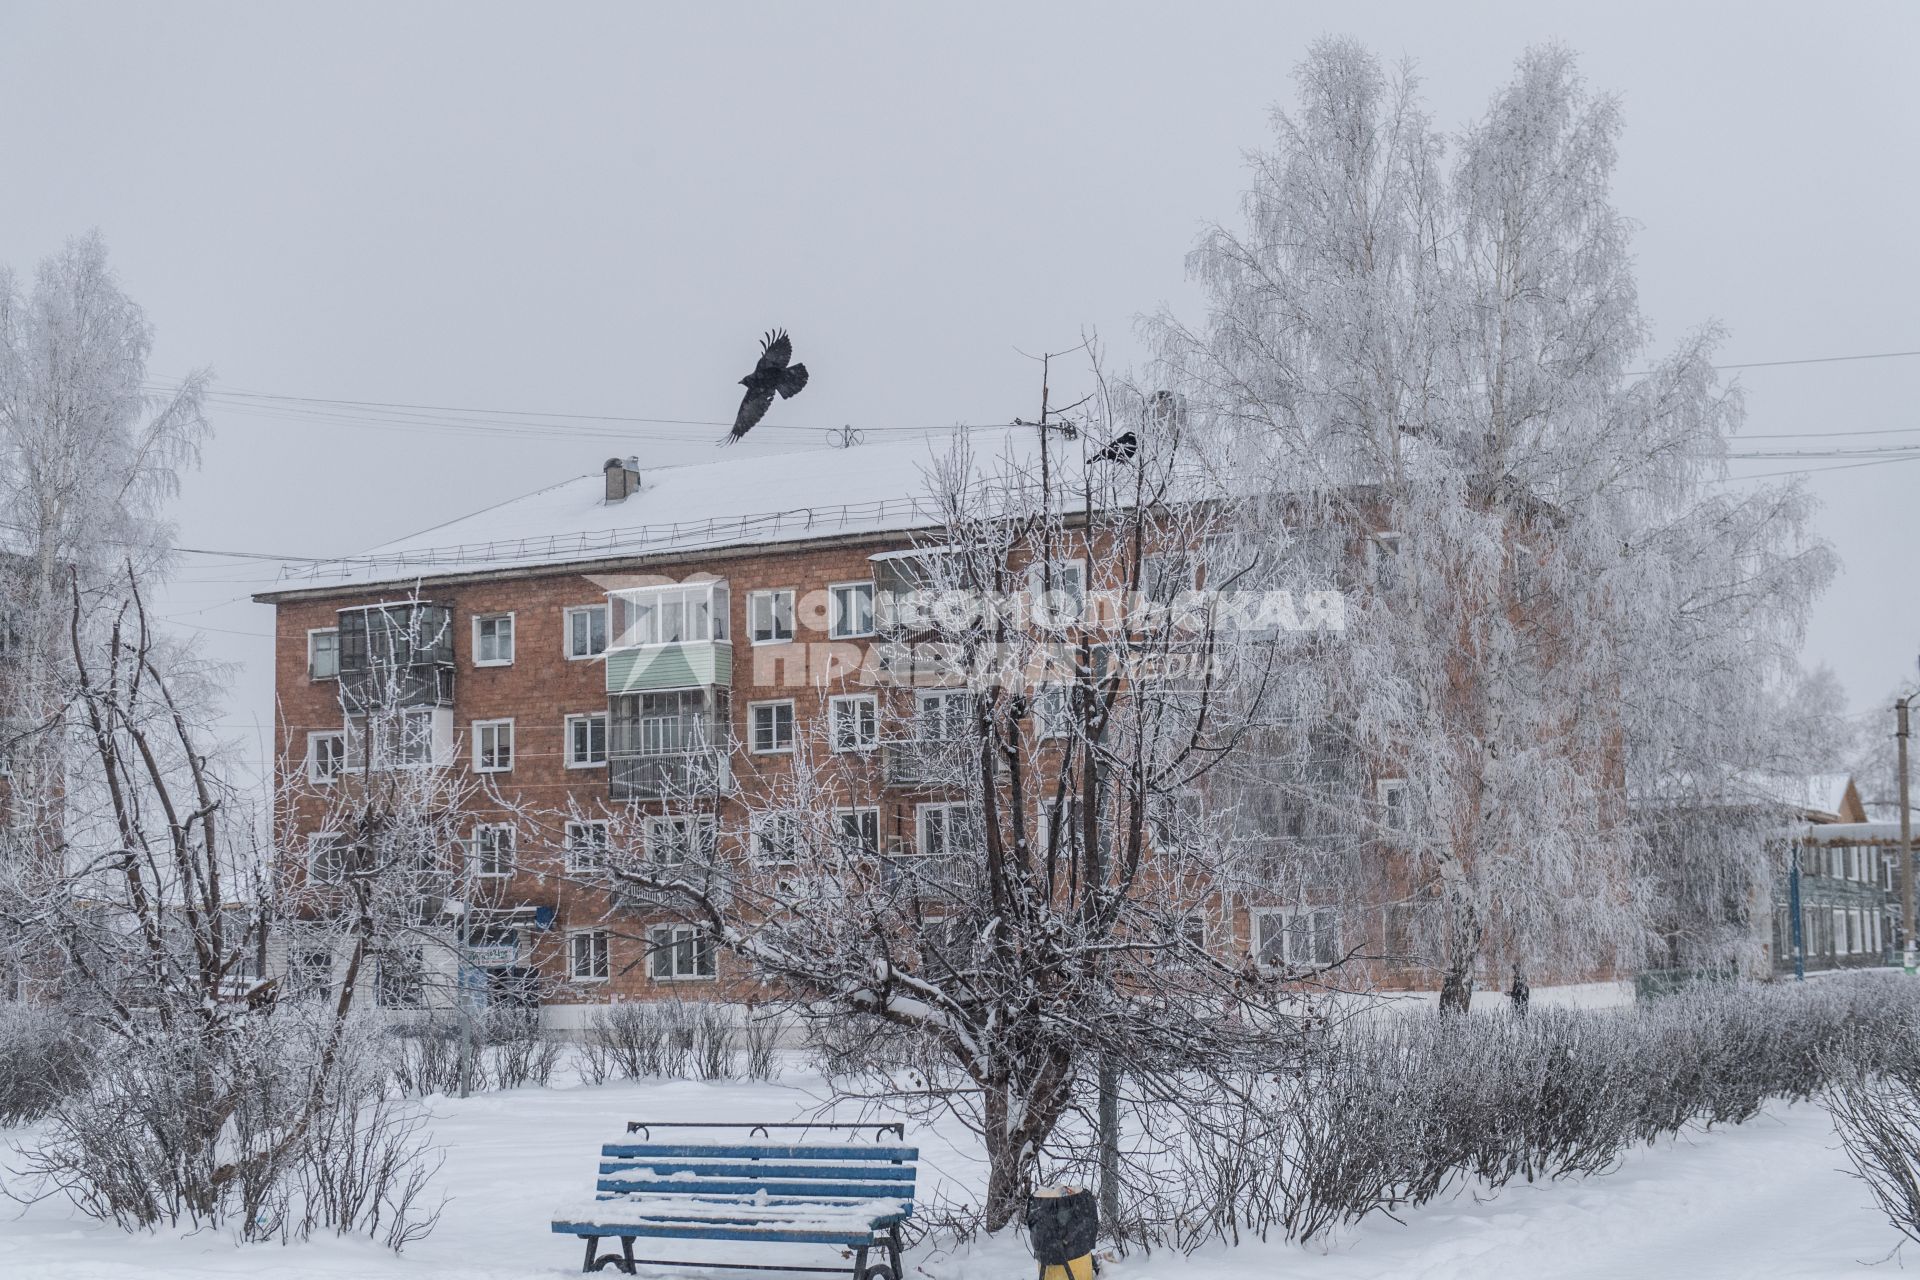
(1734, 772, 1855, 820)
(1796, 821, 1917, 845)
(263, 425, 1078, 597)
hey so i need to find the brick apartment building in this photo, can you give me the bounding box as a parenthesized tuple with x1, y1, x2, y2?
(255, 427, 1625, 1022)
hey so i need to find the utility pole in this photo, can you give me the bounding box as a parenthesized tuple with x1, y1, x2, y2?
(1900, 696, 1915, 973)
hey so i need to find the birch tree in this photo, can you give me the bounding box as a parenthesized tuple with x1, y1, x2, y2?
(0, 231, 208, 892)
(1159, 40, 1831, 1008)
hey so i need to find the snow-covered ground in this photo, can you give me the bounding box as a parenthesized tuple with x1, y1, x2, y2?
(0, 1071, 1900, 1280)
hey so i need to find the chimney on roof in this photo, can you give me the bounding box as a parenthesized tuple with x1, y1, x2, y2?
(604, 456, 641, 503)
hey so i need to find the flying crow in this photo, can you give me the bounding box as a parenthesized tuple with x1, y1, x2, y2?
(724, 329, 809, 444)
(1091, 430, 1137, 463)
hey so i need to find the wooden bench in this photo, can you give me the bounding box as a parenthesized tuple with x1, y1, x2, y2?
(551, 1121, 917, 1278)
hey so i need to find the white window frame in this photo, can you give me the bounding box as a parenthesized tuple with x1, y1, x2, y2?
(917, 801, 980, 859)
(1032, 684, 1072, 741)
(1026, 557, 1087, 624)
(748, 700, 796, 755)
(565, 819, 610, 872)
(471, 824, 515, 879)
(1367, 531, 1403, 591)
(611, 581, 730, 648)
(473, 718, 515, 773)
(563, 604, 609, 660)
(1252, 907, 1341, 968)
(472, 612, 516, 667)
(306, 832, 349, 886)
(307, 627, 340, 681)
(748, 588, 797, 645)
(565, 712, 608, 768)
(645, 814, 716, 868)
(1376, 778, 1408, 831)
(828, 581, 876, 639)
(828, 693, 879, 753)
(751, 812, 805, 865)
(836, 806, 880, 856)
(915, 688, 969, 741)
(648, 923, 715, 981)
(307, 730, 346, 784)
(568, 928, 610, 983)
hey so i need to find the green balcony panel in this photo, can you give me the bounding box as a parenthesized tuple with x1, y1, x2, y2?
(605, 642, 732, 695)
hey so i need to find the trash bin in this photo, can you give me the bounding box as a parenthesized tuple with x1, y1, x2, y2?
(1027, 1185, 1098, 1280)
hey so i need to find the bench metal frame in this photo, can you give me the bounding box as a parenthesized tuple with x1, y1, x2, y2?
(564, 1122, 912, 1280)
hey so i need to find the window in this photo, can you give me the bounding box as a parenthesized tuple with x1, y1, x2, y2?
(565, 604, 609, 659)
(829, 694, 878, 753)
(353, 708, 440, 770)
(472, 613, 515, 666)
(1032, 684, 1072, 740)
(646, 814, 716, 867)
(376, 948, 425, 1008)
(1026, 558, 1087, 624)
(752, 813, 805, 865)
(915, 688, 969, 741)
(472, 824, 515, 878)
(612, 582, 730, 647)
(836, 807, 880, 856)
(307, 731, 346, 783)
(286, 948, 333, 1003)
(1376, 778, 1408, 831)
(565, 820, 611, 872)
(649, 924, 715, 980)
(749, 589, 796, 644)
(1254, 908, 1340, 968)
(1366, 532, 1404, 592)
(829, 582, 876, 639)
(568, 929, 610, 983)
(307, 628, 340, 680)
(566, 712, 608, 768)
(918, 802, 981, 858)
(1147, 788, 1201, 847)
(749, 701, 796, 754)
(306, 832, 350, 886)
(473, 719, 514, 772)
(1142, 551, 1198, 603)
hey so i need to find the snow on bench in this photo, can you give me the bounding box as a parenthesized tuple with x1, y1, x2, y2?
(550, 1123, 918, 1277)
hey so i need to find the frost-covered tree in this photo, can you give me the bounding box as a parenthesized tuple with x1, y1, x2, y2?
(1158, 40, 1832, 1007)
(590, 376, 1341, 1231)
(0, 232, 208, 885)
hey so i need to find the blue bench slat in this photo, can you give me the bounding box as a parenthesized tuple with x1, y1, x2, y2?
(586, 1191, 915, 1210)
(552, 1220, 891, 1246)
(573, 1202, 911, 1228)
(598, 1159, 917, 1182)
(600, 1142, 917, 1162)
(596, 1177, 913, 1199)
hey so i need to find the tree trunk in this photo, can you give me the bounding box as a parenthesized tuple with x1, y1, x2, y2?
(982, 1084, 1027, 1232)
(1438, 966, 1473, 1014)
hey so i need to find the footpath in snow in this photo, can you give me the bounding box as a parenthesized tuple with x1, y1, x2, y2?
(0, 1075, 1900, 1280)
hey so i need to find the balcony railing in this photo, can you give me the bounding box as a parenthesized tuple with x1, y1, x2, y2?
(882, 738, 971, 788)
(608, 749, 732, 802)
(336, 602, 456, 714)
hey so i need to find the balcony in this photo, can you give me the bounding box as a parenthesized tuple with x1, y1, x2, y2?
(604, 581, 730, 696)
(336, 602, 456, 715)
(882, 737, 972, 788)
(608, 688, 731, 801)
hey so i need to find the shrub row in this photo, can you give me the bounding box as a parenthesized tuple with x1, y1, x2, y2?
(1101, 974, 1920, 1250)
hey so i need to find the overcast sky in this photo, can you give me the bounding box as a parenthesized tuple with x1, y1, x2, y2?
(1, 1, 1915, 768)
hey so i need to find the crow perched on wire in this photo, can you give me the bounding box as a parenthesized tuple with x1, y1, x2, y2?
(723, 329, 809, 444)
(1091, 430, 1137, 463)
